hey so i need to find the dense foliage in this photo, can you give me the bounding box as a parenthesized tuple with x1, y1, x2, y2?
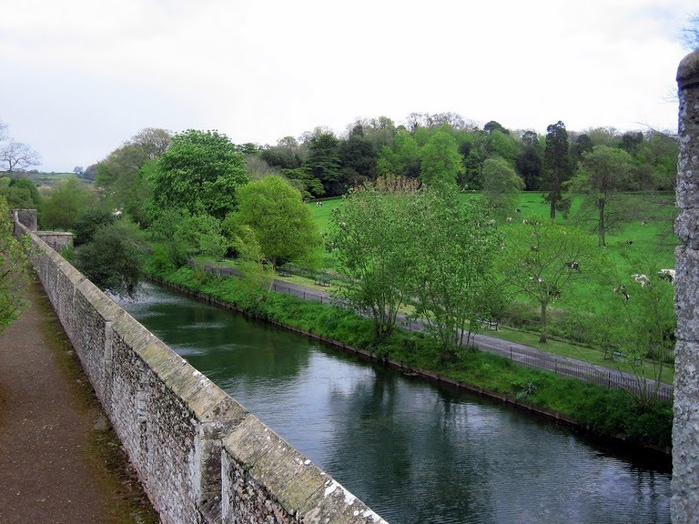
(147, 129, 248, 221)
(0, 195, 27, 333)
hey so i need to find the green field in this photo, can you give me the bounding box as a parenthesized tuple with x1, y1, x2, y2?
(306, 191, 678, 383)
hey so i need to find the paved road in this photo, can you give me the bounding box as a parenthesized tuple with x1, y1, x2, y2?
(270, 279, 674, 402)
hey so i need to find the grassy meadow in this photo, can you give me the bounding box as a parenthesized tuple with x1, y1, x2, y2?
(305, 191, 678, 384)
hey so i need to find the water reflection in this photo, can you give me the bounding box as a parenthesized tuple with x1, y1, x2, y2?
(116, 283, 671, 524)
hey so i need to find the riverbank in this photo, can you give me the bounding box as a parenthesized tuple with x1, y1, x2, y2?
(144, 266, 673, 459)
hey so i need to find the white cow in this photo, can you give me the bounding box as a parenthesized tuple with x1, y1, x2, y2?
(658, 268, 676, 283)
(632, 273, 650, 287)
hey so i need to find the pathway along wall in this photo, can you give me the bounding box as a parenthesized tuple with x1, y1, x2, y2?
(674, 49, 699, 523)
(14, 219, 385, 524)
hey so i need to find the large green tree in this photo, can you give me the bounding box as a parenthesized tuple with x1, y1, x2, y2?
(40, 177, 96, 230)
(148, 130, 248, 220)
(330, 176, 419, 342)
(304, 132, 342, 196)
(407, 187, 504, 357)
(94, 128, 171, 225)
(515, 131, 543, 190)
(376, 129, 421, 179)
(226, 175, 321, 268)
(481, 156, 524, 218)
(504, 219, 598, 342)
(567, 145, 634, 246)
(0, 195, 27, 333)
(542, 121, 572, 221)
(0, 177, 41, 209)
(419, 130, 463, 186)
(74, 219, 146, 298)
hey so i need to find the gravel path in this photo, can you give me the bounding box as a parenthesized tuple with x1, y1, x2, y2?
(0, 277, 157, 524)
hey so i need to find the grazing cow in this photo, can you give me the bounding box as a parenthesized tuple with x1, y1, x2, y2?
(506, 217, 513, 222)
(614, 284, 630, 301)
(565, 261, 580, 272)
(316, 201, 323, 207)
(632, 273, 650, 287)
(516, 208, 522, 213)
(641, 220, 648, 226)
(658, 268, 676, 283)
(624, 240, 634, 245)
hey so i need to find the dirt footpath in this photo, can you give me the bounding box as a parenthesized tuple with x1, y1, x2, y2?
(0, 277, 158, 524)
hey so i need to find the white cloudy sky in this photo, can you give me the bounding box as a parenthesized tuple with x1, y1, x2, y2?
(0, 0, 695, 172)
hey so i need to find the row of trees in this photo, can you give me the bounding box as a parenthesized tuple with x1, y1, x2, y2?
(255, 116, 677, 201)
(79, 114, 678, 215)
(330, 177, 675, 405)
(1, 121, 675, 406)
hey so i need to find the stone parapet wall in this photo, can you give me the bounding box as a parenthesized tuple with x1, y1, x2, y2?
(15, 220, 385, 524)
(673, 50, 699, 523)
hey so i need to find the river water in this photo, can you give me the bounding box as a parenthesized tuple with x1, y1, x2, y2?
(116, 282, 671, 524)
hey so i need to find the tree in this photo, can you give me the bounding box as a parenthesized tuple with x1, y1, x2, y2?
(1, 177, 41, 209)
(225, 175, 321, 268)
(94, 128, 171, 225)
(0, 195, 28, 333)
(681, 12, 699, 51)
(567, 145, 634, 246)
(40, 177, 96, 230)
(515, 131, 543, 190)
(600, 259, 676, 409)
(376, 129, 420, 179)
(73, 209, 116, 246)
(330, 176, 419, 342)
(148, 129, 248, 221)
(504, 220, 598, 342)
(228, 224, 275, 298)
(75, 220, 146, 298)
(481, 156, 524, 218)
(407, 187, 504, 357)
(542, 121, 572, 221)
(339, 130, 378, 184)
(419, 129, 463, 186)
(304, 132, 343, 196)
(1, 141, 41, 173)
(174, 213, 228, 260)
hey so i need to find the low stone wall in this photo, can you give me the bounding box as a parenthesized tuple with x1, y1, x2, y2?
(16, 221, 385, 524)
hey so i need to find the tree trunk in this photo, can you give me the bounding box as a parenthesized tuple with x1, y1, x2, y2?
(539, 301, 548, 343)
(598, 199, 606, 247)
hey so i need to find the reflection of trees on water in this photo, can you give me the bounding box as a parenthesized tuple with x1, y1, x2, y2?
(324, 369, 495, 523)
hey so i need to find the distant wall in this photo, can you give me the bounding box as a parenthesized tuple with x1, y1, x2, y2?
(12, 209, 73, 252)
(673, 49, 699, 523)
(15, 219, 385, 524)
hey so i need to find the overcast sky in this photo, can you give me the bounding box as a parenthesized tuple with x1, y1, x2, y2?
(0, 0, 695, 172)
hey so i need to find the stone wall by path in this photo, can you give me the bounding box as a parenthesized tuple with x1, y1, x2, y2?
(14, 219, 386, 524)
(673, 49, 699, 523)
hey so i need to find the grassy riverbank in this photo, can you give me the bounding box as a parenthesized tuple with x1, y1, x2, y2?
(144, 261, 673, 452)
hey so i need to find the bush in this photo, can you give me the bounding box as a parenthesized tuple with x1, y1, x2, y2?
(73, 209, 116, 246)
(75, 220, 146, 297)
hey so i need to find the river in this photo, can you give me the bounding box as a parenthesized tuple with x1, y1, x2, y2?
(115, 282, 671, 524)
